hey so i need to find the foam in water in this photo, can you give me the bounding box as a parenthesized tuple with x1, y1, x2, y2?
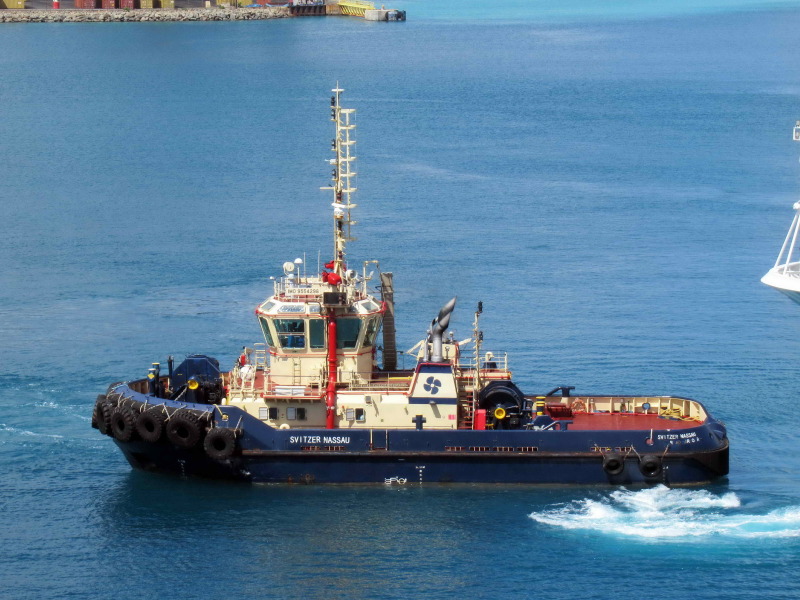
(0, 423, 65, 441)
(529, 486, 800, 540)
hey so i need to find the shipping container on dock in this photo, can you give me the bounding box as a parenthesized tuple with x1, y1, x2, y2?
(159, 0, 174, 7)
(74, 0, 97, 8)
(140, 0, 152, 7)
(1, 0, 26, 8)
(101, 0, 117, 8)
(119, 0, 135, 8)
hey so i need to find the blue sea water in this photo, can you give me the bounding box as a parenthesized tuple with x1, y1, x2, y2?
(2, 2, 800, 598)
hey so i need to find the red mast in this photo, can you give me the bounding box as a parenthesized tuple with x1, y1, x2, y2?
(320, 84, 357, 429)
(325, 312, 338, 429)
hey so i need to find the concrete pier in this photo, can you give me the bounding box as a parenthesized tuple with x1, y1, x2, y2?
(364, 8, 404, 21)
(0, 6, 290, 22)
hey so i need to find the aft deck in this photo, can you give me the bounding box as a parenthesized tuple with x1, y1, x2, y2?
(538, 395, 705, 432)
(563, 411, 701, 431)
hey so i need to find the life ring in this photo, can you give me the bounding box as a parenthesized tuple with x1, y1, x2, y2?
(639, 454, 663, 478)
(571, 400, 586, 412)
(602, 452, 625, 476)
(135, 409, 166, 443)
(110, 406, 137, 442)
(166, 413, 203, 449)
(203, 428, 237, 461)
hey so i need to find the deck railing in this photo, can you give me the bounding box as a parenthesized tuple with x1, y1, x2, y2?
(549, 395, 707, 421)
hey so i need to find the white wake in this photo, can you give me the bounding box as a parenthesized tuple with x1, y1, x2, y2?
(529, 486, 800, 540)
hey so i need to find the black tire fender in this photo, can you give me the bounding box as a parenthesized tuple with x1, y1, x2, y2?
(602, 452, 625, 476)
(203, 428, 237, 461)
(91, 394, 106, 430)
(96, 400, 113, 436)
(639, 454, 663, 478)
(135, 409, 166, 443)
(110, 406, 137, 442)
(166, 413, 203, 449)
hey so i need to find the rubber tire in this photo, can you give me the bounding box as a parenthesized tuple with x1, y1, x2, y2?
(203, 428, 237, 461)
(602, 453, 625, 476)
(166, 413, 202, 449)
(639, 454, 663, 479)
(110, 406, 137, 442)
(135, 409, 166, 443)
(91, 394, 106, 429)
(96, 401, 112, 436)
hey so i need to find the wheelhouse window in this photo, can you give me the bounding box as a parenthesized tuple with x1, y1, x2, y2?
(337, 318, 362, 350)
(258, 317, 276, 348)
(274, 319, 306, 349)
(363, 317, 380, 348)
(309, 319, 326, 350)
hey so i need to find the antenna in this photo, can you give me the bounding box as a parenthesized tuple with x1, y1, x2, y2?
(320, 83, 358, 277)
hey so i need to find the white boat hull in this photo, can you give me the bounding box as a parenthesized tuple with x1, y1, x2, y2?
(761, 265, 800, 305)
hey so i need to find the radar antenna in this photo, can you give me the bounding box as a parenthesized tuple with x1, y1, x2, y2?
(321, 84, 358, 277)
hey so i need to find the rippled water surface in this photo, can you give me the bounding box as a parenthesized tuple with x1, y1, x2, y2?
(2, 2, 800, 598)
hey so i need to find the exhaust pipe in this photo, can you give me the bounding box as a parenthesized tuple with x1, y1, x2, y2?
(430, 297, 456, 363)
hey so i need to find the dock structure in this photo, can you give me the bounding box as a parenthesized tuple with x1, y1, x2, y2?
(288, 0, 325, 16)
(289, 1, 405, 20)
(364, 7, 404, 20)
(337, 0, 372, 17)
(0, 0, 404, 22)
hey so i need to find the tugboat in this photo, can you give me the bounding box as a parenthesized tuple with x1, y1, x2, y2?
(92, 86, 729, 485)
(761, 121, 800, 304)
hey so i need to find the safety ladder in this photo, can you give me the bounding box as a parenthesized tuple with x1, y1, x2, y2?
(253, 343, 268, 370)
(458, 391, 476, 430)
(291, 359, 302, 386)
(457, 361, 477, 429)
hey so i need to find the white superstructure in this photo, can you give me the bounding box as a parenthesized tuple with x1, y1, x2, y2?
(761, 121, 800, 305)
(221, 86, 514, 432)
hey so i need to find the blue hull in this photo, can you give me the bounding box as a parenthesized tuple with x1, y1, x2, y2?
(104, 384, 729, 485)
(116, 438, 728, 485)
